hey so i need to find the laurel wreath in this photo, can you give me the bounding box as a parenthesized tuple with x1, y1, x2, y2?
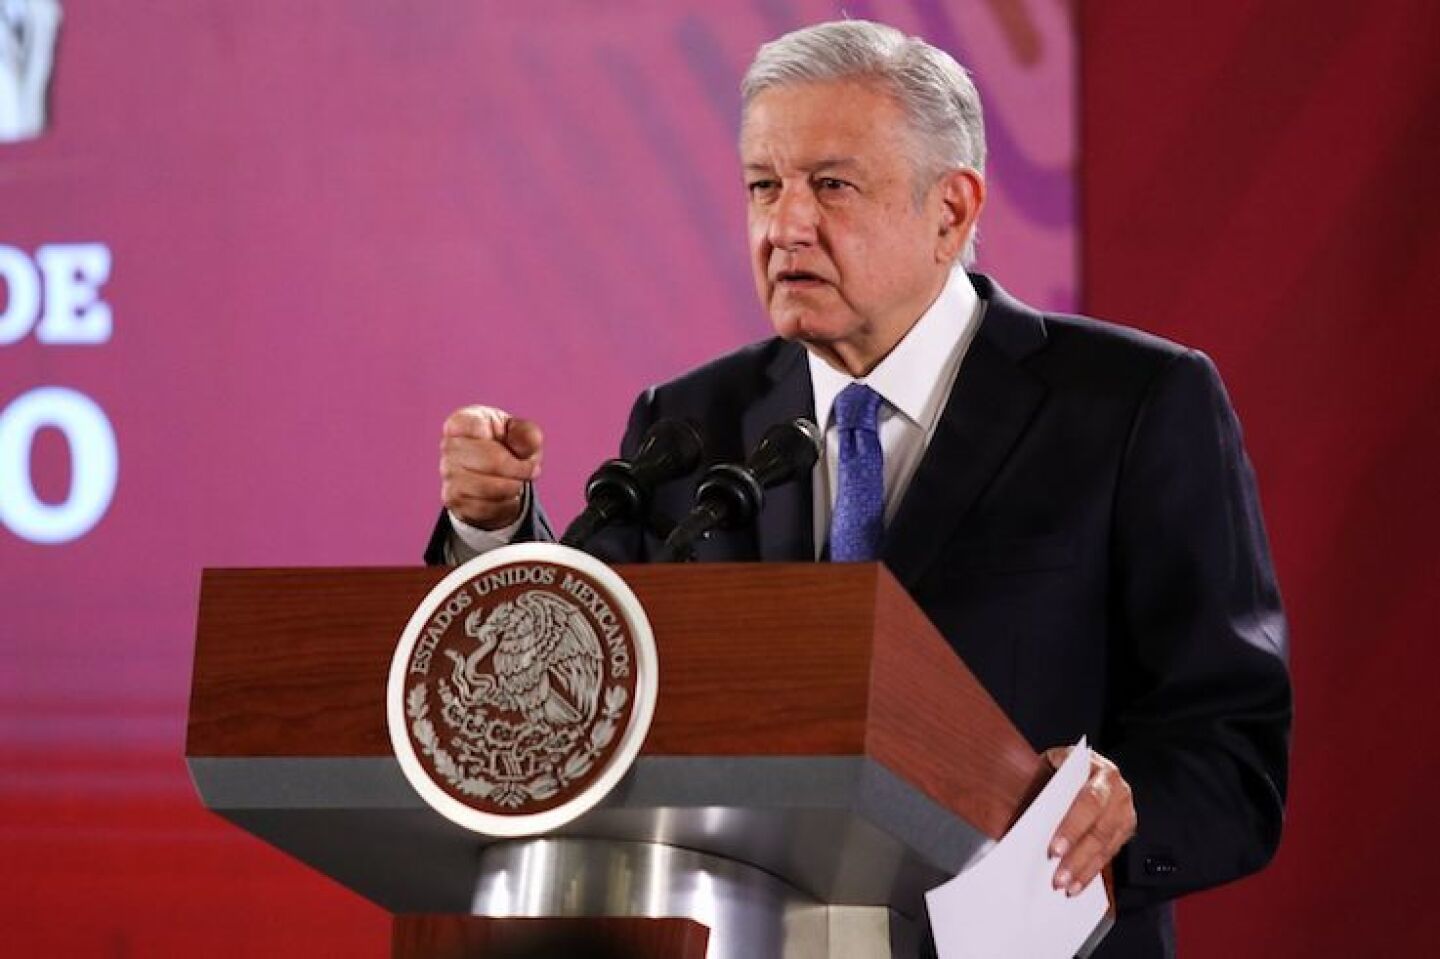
(408, 681, 629, 808)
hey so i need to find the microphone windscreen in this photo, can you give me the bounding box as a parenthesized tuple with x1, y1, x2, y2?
(631, 418, 704, 486)
(747, 417, 821, 489)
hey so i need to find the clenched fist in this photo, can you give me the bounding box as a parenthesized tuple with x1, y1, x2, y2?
(439, 405, 545, 531)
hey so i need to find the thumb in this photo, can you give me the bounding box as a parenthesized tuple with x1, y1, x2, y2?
(502, 418, 545, 460)
(1043, 745, 1073, 772)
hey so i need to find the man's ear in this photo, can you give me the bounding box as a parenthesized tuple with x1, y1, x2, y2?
(935, 168, 985, 263)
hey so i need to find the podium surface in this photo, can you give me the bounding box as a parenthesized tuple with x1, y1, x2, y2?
(188, 563, 1046, 954)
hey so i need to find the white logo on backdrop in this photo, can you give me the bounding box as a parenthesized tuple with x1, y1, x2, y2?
(0, 243, 116, 544)
(0, 0, 62, 143)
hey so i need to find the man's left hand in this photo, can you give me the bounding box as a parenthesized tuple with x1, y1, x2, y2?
(1043, 746, 1137, 897)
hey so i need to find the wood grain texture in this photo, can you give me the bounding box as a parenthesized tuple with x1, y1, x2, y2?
(189, 563, 1041, 834)
(623, 563, 875, 755)
(189, 567, 443, 756)
(868, 572, 1047, 839)
(391, 916, 708, 959)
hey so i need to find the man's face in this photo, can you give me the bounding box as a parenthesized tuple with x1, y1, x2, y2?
(740, 79, 965, 374)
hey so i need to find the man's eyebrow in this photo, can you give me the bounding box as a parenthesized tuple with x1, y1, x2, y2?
(742, 157, 861, 174)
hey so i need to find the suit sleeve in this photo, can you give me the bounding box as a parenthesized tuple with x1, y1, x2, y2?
(1106, 349, 1291, 908)
(421, 500, 556, 566)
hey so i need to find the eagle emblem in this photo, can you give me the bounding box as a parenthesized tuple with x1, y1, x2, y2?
(449, 590, 604, 730)
(390, 547, 656, 835)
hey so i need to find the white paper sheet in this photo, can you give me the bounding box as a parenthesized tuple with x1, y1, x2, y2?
(925, 738, 1110, 958)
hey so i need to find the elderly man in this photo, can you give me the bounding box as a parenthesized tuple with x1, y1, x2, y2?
(427, 20, 1290, 958)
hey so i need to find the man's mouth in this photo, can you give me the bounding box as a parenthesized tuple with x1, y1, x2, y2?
(774, 270, 826, 287)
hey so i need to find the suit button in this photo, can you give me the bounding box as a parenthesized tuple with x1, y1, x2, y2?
(1143, 854, 1179, 876)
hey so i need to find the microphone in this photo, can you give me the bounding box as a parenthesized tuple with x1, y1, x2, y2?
(560, 418, 704, 549)
(658, 417, 822, 562)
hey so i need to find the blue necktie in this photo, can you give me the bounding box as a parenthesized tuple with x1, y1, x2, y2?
(829, 383, 885, 562)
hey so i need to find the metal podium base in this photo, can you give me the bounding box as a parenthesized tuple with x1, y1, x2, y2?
(471, 838, 921, 959)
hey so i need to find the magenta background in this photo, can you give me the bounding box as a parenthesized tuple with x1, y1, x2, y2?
(2, 2, 1077, 955)
(1, 1, 1073, 740)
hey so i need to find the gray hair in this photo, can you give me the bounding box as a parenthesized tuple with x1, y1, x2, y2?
(741, 20, 986, 265)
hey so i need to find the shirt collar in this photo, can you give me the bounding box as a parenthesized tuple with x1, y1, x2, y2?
(808, 268, 980, 432)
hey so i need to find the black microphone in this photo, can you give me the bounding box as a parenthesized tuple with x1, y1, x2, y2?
(560, 418, 704, 549)
(658, 417, 821, 562)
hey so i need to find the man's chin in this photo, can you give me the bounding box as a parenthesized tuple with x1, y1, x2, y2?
(769, 308, 844, 344)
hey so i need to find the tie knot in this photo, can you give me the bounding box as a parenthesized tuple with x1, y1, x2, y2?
(834, 383, 882, 434)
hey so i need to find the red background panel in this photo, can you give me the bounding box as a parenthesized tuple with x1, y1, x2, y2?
(1082, 1, 1440, 953)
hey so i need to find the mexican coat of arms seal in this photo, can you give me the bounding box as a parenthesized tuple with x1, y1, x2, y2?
(387, 543, 657, 836)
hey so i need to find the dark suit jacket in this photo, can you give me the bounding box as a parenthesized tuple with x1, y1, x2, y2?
(426, 275, 1291, 958)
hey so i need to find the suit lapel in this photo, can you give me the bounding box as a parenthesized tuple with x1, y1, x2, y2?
(883, 282, 1049, 589)
(742, 341, 815, 562)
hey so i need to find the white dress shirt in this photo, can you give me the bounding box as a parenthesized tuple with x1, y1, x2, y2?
(807, 268, 983, 558)
(447, 491, 529, 562)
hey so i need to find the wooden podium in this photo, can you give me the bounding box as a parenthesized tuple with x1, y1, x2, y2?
(188, 563, 1047, 958)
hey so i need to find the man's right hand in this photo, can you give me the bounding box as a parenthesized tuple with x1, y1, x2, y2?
(439, 405, 544, 530)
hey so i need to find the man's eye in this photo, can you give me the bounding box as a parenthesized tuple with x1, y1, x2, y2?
(815, 177, 851, 193)
(747, 180, 779, 199)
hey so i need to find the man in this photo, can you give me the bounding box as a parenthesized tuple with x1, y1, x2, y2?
(427, 20, 1289, 957)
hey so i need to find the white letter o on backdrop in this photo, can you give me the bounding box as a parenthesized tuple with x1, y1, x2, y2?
(0, 387, 118, 544)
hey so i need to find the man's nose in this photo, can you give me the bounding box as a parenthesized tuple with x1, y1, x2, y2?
(767, 185, 819, 250)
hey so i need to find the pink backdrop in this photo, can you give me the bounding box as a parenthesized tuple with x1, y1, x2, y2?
(3, 2, 1077, 955)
